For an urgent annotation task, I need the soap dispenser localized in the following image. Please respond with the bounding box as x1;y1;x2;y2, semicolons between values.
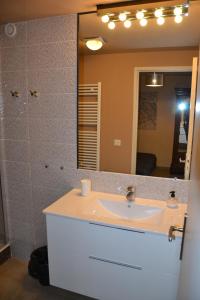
167;191;179;208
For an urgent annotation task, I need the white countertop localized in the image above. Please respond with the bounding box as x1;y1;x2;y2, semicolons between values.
43;189;187;237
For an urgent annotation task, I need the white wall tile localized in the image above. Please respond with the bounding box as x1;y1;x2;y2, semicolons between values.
0;140;30;162
30;141;76;167
31;162;73;192
31;184;69;247
2;161;31;185
63;169;189;202
9;220;34;260
27;68;76;94
29;117;76;144
0;117;28;140
0;94;27;118
32;184;67;226
6;182;32;223
27;41;76;69
28;93;76;119
1;46;26;72
27;15;77;44
0;71;27;96
34;218;47;248
11;240;34;261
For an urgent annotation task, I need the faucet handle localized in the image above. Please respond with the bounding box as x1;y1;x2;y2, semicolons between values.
127;186;135;192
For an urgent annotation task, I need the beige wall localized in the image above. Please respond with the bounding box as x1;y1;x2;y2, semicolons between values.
79;48;198;174
138;73;192;168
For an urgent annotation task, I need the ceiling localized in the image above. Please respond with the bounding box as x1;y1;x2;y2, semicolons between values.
79;1;200;53
0;0;128;24
1;0;199;52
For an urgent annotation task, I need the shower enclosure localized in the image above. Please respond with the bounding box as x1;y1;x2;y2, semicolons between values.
0;176;9;262
0;180;6;249
0;25;8;256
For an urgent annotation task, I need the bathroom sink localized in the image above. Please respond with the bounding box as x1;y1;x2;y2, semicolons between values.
98;199;163;220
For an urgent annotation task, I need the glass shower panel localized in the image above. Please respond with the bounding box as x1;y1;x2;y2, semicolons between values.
0;179;6;248
0;29;6;249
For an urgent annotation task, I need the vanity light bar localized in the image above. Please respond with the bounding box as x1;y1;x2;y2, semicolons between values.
97;0;189;15
97;0;189;28
106;6;188;22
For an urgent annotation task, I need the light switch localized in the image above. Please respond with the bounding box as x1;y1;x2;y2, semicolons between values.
113;139;122;146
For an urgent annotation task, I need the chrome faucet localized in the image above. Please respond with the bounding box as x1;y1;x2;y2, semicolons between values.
126;186;136;202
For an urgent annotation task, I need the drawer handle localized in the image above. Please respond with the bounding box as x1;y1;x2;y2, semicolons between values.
89;256;143;271
89;222;145;234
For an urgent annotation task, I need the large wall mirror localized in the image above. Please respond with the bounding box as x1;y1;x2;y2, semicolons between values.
78;0;200;179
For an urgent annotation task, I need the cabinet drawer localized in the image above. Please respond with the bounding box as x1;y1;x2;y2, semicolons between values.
87;256;179;300
89;222;181;275
47;215;92;294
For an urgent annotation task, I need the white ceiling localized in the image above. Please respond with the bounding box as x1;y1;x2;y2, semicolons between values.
79;1;200;53
0;0;127;24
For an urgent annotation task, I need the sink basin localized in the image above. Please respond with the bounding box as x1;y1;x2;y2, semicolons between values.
98;199;163;220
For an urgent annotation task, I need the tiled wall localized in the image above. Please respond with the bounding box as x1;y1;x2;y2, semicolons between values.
0;14;189;260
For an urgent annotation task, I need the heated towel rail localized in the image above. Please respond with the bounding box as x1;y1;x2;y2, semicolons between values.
78;83;101;171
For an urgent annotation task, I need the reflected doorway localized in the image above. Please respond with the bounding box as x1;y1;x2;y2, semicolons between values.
170;88;191;178
133;69;193;179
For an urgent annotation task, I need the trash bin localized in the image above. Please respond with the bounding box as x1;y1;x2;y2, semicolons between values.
28;246;50;286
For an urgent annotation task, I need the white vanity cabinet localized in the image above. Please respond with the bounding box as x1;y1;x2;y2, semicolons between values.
46;214;182;300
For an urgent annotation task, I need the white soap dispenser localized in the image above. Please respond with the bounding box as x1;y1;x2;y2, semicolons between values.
167;191;179;209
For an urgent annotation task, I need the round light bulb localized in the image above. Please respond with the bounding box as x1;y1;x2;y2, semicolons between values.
174;7;183;16
108;21;116;30
157;16;165;25
124;19;132;28
119;13;127;22
154;9;163;18
140;18;148;27
101;15;109;23
136;11;144;20
152;78;157;84
175;15;183;23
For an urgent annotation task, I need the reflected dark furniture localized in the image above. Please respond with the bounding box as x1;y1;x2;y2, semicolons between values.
136;152;157;176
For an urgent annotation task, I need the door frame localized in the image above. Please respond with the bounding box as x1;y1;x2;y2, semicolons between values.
131;66;192;175
185;57;198;179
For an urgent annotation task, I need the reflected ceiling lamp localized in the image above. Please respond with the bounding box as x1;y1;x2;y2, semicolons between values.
108;21;116;29
84;37;105;51
157;16;165;25
140;18;148;26
97;0;190;30
178;102;187;111
145;73;164;87
124;19;132;28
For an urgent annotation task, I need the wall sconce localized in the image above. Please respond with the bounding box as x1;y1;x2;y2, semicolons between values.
145;73;164;87
97;0;189;30
84;37;105;51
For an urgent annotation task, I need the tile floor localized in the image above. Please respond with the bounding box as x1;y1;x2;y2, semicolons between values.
0;258;93;300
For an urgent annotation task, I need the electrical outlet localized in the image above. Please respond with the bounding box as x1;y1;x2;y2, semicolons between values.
113;139;121;146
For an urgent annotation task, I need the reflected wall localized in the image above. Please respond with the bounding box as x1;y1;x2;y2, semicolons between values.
79;48;197;174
